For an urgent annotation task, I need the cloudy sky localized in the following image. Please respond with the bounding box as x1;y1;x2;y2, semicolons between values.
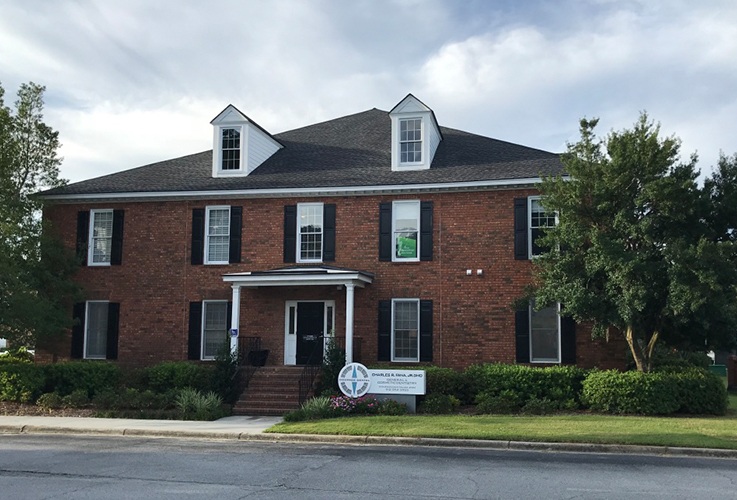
1;0;735;184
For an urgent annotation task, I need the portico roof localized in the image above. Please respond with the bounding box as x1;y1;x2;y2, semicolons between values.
222;265;374;288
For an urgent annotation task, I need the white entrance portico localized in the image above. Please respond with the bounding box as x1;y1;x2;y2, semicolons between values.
222;266;373;364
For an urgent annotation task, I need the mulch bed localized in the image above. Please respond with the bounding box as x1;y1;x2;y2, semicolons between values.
0;402;97;418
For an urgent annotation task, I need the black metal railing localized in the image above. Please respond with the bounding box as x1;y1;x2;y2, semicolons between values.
298;336;325;405
231;336;264;398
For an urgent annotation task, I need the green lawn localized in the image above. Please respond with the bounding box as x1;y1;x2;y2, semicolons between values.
267;393;737;450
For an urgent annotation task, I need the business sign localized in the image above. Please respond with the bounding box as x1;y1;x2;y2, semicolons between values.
338;363;426;398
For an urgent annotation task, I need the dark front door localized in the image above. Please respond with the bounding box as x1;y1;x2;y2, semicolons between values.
296;302;324;365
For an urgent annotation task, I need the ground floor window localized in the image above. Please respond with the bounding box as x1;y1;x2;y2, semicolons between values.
392;299;419;362
85;301;109;359
530;300;560;363
202;301;228;360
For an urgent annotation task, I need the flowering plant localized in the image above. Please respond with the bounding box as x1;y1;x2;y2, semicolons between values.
329;395;380;415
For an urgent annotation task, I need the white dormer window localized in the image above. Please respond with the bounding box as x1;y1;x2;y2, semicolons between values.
389;94;442;171
221;127;242;171
400;118;422;164
210;105;283;178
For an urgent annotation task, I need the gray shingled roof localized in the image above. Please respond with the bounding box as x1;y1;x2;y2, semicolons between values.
43;108;563;196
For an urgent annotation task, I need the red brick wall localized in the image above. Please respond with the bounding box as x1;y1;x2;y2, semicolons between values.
39;189;626;370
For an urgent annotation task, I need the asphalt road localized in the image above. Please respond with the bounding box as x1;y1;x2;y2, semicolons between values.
0;435;735;499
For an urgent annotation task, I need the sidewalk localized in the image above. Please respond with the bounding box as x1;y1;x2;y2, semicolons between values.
1;415;736;459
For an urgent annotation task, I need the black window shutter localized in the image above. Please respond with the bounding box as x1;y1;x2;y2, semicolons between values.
227;301;233;332
514;198;528;260
515;307;531;363
379;203;392;261
76;211;90;266
560;314;576;364
188;302;203;360
111;210;124;265
419;300;433;362
106;302;120;360
323;204;336;262
191;209;205;265
229;206;242;264
378;300;391;361
420;201;433;261
71;302;86;359
284;205;297;263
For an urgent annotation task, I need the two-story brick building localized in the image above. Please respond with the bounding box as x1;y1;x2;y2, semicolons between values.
39;94;624;374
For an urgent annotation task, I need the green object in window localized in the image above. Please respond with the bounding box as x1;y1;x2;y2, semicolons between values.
396;236;417;258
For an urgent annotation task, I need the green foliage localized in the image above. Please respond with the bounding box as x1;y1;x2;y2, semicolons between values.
425;366;471;404
297;395;335;420
0;81;80;347
62;389;90;408
534;114;737;371
376;399;408;416
175;388;226;420
582;370;680;415
520;397;558;415
465;363;585;407
212;346;238;403
139;362;213;393
316;338;346;395
91;387;174;411
670;369;728;415
0;362;44;402
43;361;121;397
0;347;34;363
36;392;63;410
475;390;523;414
418;394;460;414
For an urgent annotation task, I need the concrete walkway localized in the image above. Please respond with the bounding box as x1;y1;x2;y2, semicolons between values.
1;415;736;459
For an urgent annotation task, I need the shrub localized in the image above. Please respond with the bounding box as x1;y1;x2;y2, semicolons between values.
329;395;381;415
283;408;309;422
43;362;121;397
465;364;586;406
62;389;91;408
0;363;45;402
671;368;728;415
377;399;409;416
175;388;225;420
418;394;460;414
36;392;64;410
92;389;120;410
521;397;558;415
140;362;213;393
212;346;239;404
581;370;680;415
475;390;522;414
425;366;471;404
299;396;335;420
0;347;34;363
315;338;346;395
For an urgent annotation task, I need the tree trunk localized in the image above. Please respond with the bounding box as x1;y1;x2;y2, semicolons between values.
624;325;660;372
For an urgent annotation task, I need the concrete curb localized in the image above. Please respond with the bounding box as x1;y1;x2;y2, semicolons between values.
3;423;735;459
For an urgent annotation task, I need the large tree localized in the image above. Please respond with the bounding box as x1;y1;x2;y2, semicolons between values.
533;114;737;372
0;82;80;347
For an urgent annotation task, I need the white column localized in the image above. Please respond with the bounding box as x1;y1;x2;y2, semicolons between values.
345;283;355;364
230;285;241;356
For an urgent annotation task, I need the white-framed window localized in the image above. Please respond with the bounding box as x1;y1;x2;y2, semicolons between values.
391;299;420;362
399;118;422;164
392;200;420;262
202;301;228;360
84;301;109;359
220;127;242;171
88;209;113;266
205;206;230;264
297;203;323;262
530;300;561;363
528;196;557;258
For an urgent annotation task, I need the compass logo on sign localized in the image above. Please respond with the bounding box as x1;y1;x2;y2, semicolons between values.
338;362;371;398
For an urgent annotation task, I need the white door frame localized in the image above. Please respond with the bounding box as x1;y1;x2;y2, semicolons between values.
284;300;335;365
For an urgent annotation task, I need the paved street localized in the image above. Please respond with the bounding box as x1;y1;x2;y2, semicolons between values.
0;435;735;499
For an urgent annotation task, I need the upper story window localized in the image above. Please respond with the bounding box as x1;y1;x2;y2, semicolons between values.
393;200;420;261
221;127;241;171
400;118;422;164
298;203;323;262
528;197;557;258
205;206;231;264
88;209;113;265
